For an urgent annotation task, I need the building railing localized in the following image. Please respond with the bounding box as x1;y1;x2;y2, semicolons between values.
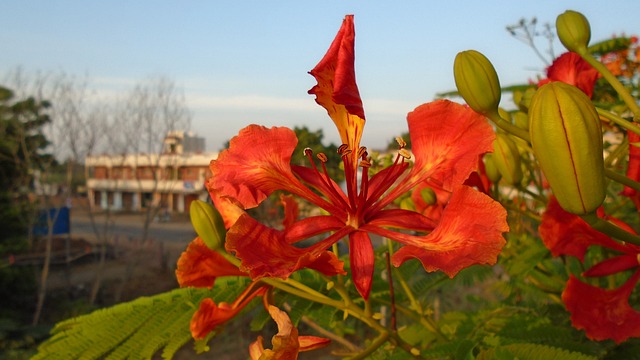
86;178;204;193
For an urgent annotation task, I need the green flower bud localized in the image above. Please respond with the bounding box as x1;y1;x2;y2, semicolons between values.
513;90;523;109
556;10;591;53
190;200;226;250
492;133;523;186
483;153;502;183
529;82;605;214
454;50;501;117
420;187;437;206
512;111;529;130
518;88;537;111
498;108;512;123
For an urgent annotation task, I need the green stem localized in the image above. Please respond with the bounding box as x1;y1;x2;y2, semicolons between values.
376;299;449;343
582;212;640;246
578;48;640;121
386;240;423;315
597;108;640;136
605;168;640;192
488;112;531;142
604;136;628;168
348;332;389;360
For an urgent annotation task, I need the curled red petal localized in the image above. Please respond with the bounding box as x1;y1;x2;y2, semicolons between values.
262;305;300;359
225;214;346;279
175;237;246;288
190;298;234;340
308;15;365;156
390;185;508;277
250;306;331;359
191;283;267;340
583;254;639;277
539;197;627;260
562;273;640;343
298;336;331;352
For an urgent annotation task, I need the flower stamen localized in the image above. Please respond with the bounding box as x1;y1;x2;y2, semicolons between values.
304;147;349;210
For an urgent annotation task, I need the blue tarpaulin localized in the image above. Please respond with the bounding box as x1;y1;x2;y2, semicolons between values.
32;207;70;236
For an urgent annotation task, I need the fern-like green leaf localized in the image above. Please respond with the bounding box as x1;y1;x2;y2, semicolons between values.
478;343;598;360
589;37;632;56
33;277;251;359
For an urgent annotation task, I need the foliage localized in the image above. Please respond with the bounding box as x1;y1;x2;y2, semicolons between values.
0;85;54;358
33;278;253;359
291;126;345;183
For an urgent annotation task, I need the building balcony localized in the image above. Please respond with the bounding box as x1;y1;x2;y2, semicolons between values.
86;178;204;193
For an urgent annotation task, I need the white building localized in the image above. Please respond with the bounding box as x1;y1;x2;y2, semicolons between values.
85;132;218;213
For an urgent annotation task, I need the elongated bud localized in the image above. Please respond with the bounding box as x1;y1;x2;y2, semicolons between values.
483;153;502;183
556;10;591;53
454;50;501;117
529;82;605;214
190;200;226;250
492;133;523;186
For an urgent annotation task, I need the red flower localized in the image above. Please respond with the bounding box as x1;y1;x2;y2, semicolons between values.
563;272;640;344
207;15;508;299
538;197;625;261
190;282;267;340
249;305;330;359
540;196;640;342
539;52;599;97
622;126;640;209
175;237;246;288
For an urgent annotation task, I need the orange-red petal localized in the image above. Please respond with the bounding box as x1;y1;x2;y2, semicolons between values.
206;183;246;229
349;231;375;299
539;197;627;260
386;100;494;204
175;237;246;288
225;214;346;279
563;273;640;343
622;125;640;197
583;254;639;277
541;52;599;97
208;125;299;209
308;15;365;156
190;298;235;340
249;305;331;360
209;125;336;214
191;283;267;340
390;185;508;277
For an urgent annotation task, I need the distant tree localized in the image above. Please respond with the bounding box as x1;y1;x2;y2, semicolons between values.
109;76;192;302
291;126;344;183
0;85;52;323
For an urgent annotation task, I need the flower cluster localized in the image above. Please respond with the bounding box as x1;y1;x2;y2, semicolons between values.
205;15;508;300
174;15;509;355
539;197;640;343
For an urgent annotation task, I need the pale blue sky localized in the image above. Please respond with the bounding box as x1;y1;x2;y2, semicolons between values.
2;1;639;151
